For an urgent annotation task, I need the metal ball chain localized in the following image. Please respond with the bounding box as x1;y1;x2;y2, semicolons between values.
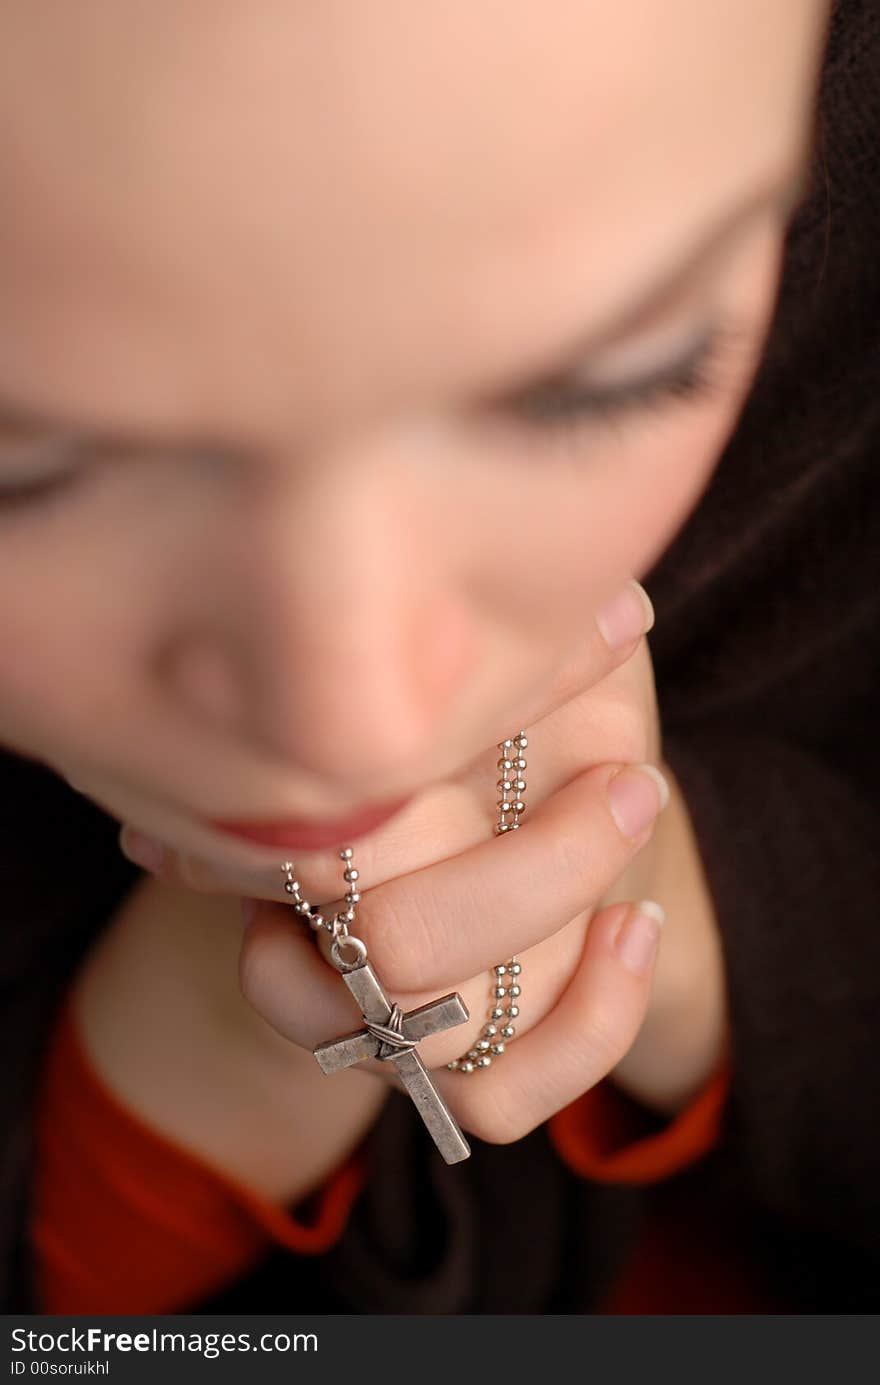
280;850;360;942
280;728;529;1076
446;729;528;1074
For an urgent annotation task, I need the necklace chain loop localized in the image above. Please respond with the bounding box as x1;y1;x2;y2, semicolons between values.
446;730;527;1074
281;729;528;1075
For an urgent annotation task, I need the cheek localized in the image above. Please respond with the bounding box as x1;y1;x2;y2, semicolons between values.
0;557;127;764
0;459;230;771
466;371;765;648
514;223;787;608
0;482;166;765
587;402;743;591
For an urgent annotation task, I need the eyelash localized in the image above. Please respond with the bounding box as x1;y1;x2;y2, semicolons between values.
501;320;732;456
0;465;87;513
0;322;735;511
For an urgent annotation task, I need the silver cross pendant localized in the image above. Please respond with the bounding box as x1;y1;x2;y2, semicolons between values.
313;934;471;1165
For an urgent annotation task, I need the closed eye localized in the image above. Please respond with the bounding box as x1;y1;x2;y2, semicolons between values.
494;316;740;456
0;429;89;510
0;316;741;511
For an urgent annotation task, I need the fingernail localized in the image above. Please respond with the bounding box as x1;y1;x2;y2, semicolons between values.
595;579;655;651
119;826;164;873
240;897;258;929
607;763;670;839
615;899;665;975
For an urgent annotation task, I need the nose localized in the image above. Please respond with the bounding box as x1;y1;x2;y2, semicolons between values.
161;454;478;789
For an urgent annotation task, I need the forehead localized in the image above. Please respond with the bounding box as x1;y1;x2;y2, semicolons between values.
0;0;814;445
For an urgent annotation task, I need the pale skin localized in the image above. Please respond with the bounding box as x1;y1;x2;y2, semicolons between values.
0;2;830;1208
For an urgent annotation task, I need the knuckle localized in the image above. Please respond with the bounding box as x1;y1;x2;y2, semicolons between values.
148;846;177;884
237;916;275;1006
366;887;436;990
578;1005;630;1074
175;852;203;890
548;819;592;896
454;1080;536;1146
599;702;649;765
462;1105;526;1147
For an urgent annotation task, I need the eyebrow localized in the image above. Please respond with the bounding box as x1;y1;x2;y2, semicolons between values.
0;163;810;455
488;163;811;398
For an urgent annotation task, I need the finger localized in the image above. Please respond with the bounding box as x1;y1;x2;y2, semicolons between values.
503;577;655;734
239;891;589;1070
115;578;655;892
431;898;665;1145
594;578;655;653
237;898;475;1095
118;822;310;897
354;758;669;991
137;753;669;1001
238;905;358;1048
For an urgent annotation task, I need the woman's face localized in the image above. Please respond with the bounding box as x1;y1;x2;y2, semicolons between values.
0;1;828;865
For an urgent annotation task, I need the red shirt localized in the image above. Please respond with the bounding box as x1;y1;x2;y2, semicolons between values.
29;990;748;1314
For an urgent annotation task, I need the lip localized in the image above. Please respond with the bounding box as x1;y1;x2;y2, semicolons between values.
206;794;414;850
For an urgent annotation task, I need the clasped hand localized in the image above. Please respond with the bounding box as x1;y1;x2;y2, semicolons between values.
118;579;725;1144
